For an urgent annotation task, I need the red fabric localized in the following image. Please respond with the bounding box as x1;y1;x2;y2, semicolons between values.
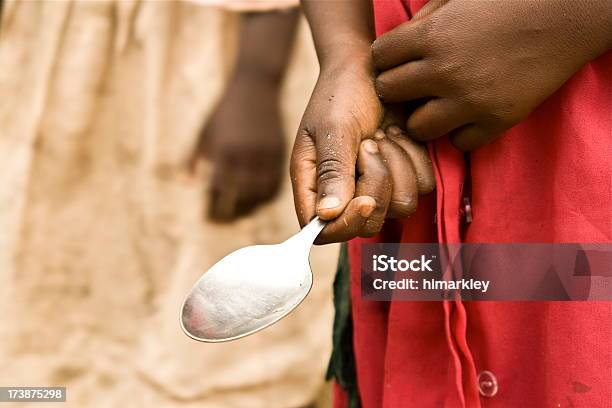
334;381;349;407
337;1;612;407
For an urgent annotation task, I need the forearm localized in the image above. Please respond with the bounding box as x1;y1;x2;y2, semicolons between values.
233;9;299;84
301;0;375;69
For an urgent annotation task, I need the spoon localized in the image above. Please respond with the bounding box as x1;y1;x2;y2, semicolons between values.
180;217;327;342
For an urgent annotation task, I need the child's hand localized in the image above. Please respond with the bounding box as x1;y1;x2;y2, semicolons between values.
292;0;438;242
374;125;436;211
310;126;435;245
196;77;284;221
290;63;384;227
372;0;612;151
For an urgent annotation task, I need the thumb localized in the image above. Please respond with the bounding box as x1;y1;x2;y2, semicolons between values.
315;128;359;220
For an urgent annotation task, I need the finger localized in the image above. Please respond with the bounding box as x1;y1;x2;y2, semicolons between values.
233;169;283;217
411;0;449;21
372;130;418;218
386;125;403;137
315;140;391;243
354;139;392;237
315;196;376;245
372;21;426;72
375;61;434;103
386;129;436;194
314;128;359;221
405;98;471;142
290;132;318;227
210;155;272;221
450;124;497;151
208;167;238;221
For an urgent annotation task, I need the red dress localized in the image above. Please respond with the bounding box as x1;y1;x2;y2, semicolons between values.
336;0;612;407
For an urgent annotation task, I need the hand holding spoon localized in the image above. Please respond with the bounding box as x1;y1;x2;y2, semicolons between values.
180;217;326;342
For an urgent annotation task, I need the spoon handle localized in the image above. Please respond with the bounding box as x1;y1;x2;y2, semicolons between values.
300;216;327;244
285;217;327;251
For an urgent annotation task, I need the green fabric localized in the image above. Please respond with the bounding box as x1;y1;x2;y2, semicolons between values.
326;243;361;408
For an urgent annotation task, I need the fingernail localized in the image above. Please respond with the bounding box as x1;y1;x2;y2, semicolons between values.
374;129;385;140
359;203;375;218
387;126;402;136
318;196;341;211
363;139;379;154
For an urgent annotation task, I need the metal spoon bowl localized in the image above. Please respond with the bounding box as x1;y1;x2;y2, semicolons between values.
180;217;326;342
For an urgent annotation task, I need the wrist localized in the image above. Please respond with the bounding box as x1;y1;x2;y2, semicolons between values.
301;0;376;74
319;41;375;77
230;65;284;93
232;62;286;87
